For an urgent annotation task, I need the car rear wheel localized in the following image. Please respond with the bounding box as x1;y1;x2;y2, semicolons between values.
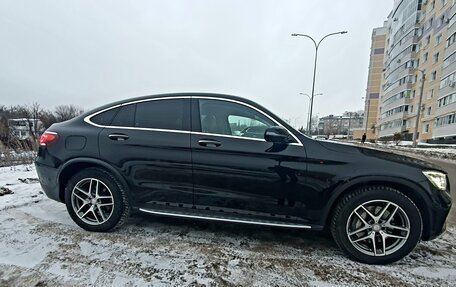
331;186;422;264
64;167;130;232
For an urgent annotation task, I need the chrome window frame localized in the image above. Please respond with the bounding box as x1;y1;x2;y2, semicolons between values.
84;95;303;146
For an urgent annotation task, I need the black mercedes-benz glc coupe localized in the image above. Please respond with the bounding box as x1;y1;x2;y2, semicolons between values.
35;93;451;264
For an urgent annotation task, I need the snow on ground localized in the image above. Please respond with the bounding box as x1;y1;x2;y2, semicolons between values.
1;165;456;286
0;164;45;210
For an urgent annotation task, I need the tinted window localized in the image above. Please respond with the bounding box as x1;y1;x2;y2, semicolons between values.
199;99;274;139
90;107;120;125
135;99;189;131
111;104;135;127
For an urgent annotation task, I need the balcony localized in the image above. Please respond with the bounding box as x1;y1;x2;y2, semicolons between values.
382;96;411;111
435;101;456;117
378;125;408;138
432;123;456;138
384;82;414;97
439;82;456;97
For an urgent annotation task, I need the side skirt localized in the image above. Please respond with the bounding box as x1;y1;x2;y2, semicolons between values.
139;207;312;229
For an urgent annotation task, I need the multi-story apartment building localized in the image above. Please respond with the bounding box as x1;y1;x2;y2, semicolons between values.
367;0;456;142
434;2;456;140
363;25;388;140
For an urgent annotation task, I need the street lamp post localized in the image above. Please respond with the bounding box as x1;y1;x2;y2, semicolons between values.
412;70;426;148
300;92;322;135
292;31;347;137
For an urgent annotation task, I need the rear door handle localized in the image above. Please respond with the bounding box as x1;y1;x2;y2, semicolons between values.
198;139;221;147
108;133;129;141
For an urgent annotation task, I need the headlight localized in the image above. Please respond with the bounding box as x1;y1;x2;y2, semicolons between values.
423;170;447;191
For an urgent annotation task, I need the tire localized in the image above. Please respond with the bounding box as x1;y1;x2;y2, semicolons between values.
331;186;422;264
64;167;130;232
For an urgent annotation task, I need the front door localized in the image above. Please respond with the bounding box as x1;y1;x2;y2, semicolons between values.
190;97;309;223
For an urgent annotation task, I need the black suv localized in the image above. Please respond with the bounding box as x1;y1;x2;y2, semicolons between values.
35;93;451;264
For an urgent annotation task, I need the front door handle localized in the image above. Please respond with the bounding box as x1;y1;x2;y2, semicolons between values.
108;133;129;141
198;139;221;147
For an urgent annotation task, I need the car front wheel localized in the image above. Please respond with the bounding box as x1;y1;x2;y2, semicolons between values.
331;186;423;264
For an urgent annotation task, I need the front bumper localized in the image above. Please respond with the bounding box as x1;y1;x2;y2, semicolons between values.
423;187;452;241
35;161;62;202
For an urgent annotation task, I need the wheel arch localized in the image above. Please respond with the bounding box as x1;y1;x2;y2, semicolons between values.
58;158;130;203
322;176;434;240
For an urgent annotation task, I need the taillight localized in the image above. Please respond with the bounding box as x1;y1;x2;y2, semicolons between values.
39;132;59;146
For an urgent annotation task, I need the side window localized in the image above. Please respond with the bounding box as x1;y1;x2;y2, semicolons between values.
111;104;135;127
199;99;275;139
135;99;189;131
90;107;120;125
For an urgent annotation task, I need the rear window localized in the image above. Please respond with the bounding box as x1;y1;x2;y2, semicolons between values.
135;99;189;131
90;107;120;125
111;104;136;127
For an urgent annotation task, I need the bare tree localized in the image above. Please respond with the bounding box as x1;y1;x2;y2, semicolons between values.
21;102;45;150
54;105;84;122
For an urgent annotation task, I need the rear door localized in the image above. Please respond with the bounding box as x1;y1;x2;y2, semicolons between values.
97;97;193;207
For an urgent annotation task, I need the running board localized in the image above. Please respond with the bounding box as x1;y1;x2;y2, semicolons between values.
139;208;312;229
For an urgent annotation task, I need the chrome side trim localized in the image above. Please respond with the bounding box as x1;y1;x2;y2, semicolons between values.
83;95;303;146
139;208;312;229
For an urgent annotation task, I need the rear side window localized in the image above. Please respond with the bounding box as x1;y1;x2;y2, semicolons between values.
111;104;135;127
90;107;120;125
135;99;189;131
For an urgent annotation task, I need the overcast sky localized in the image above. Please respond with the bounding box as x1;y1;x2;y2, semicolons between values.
0;0;392;128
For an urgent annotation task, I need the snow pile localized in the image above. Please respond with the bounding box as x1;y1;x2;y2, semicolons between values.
345;140;456;160
0;164;45;210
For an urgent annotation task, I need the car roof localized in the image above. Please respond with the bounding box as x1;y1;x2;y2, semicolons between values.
80;93;265;117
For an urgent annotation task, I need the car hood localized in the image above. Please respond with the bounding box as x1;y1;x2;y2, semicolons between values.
316;140;444;172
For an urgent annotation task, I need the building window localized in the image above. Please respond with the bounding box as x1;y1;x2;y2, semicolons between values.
424;124;429;133
424;17;434;30
434;52;440;63
435;113;456;127
437;15;445;28
436;34;442;45
423;52;429;62
447;32;456;48
431;71;437;81
438;92;456;107
427;106;432;115
440;72;456;88
426;35;431;45
443;51;456;68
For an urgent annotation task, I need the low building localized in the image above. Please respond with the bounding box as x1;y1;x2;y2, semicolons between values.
8;118;43;140
318;113;363;136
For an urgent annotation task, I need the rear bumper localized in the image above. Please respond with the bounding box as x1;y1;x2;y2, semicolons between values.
35;161;62;202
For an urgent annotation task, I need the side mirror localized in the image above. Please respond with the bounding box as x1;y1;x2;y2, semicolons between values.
264;126;292;144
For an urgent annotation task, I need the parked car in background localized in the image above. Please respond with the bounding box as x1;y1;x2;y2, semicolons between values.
312;135;329;140
35;93;451;264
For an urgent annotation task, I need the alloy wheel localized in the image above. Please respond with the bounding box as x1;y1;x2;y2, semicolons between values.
71;178;115;225
346;200;410;256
